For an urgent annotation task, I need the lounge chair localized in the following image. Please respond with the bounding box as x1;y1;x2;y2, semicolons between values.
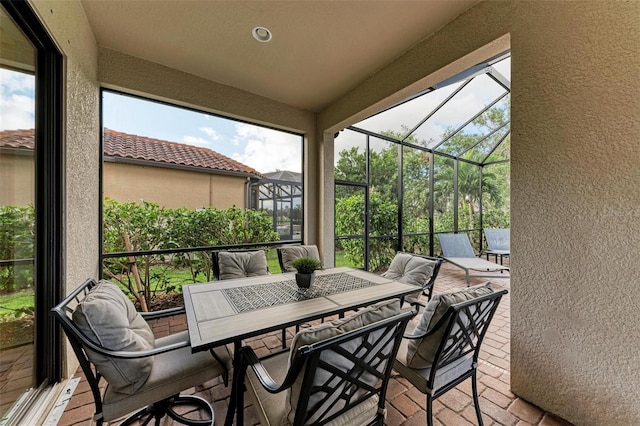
437;233;509;286
483;228;510;265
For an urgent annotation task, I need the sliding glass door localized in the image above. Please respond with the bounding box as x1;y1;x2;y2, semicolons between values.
0;1;62;420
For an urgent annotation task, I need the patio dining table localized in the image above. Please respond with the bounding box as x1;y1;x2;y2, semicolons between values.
182;266;419;426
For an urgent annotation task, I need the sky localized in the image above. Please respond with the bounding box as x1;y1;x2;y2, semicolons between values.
0;68;35;131
1;57;510;172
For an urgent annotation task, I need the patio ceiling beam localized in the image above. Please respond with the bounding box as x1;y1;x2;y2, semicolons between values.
488;67;511;91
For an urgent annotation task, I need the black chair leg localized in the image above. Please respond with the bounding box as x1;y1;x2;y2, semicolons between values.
426;394;433;426
119;394;213;426
472;371;484;426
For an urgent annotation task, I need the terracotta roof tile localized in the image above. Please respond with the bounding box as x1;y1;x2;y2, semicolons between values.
0;129;35;149
0;128;262;177
103;129;261;177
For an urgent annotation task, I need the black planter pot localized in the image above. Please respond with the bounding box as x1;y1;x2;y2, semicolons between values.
295;272;315;288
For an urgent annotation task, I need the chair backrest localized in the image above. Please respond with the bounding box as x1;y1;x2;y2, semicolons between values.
278;306;414;425
51;278;153;419
437;233;477;258
484;228;510;251
212;250;269;280
277;244;321;273
382;252;442;300
426;289;507;388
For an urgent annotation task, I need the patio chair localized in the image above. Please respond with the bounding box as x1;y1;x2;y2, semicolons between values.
437;233;509;286
212;249;269;280
51;278;231;426
393;283;508;426
483;228;510;265
213;249;294;348
277;244;321;273
381;252;442;306
235;299;415;426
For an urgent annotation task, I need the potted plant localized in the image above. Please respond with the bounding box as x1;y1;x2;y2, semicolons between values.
291;256;322;288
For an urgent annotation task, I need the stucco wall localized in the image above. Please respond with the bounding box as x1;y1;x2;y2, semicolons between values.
29;0;100;377
509;2;640;424
0;152;33;206
104;162;247;209
320;1;640;424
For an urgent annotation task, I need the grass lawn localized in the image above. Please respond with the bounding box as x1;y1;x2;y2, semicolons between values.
0;289;34;318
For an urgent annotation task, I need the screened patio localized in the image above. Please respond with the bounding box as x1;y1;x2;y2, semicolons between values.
0;1;637;425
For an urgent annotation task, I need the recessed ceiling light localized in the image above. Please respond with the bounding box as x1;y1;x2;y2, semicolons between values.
252;26;272;43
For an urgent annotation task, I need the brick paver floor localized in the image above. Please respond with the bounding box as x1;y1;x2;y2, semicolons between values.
58;264;575;426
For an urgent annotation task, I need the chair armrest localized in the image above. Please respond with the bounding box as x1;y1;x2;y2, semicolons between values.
239;346;304;394
80;334;190;359
140;306;185;320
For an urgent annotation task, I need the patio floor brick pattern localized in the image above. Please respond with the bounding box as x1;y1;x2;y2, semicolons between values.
57;263;575;426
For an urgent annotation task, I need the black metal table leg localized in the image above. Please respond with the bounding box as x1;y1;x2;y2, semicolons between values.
224;341;242;426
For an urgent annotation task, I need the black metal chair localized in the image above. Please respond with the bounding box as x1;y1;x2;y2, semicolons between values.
51;278;231;426
381;252;443;306
277;244;321;273
393;286;508;426
235;299;415;426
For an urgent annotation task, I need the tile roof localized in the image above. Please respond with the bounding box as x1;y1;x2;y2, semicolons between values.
0;129;34;149
0;128;262;177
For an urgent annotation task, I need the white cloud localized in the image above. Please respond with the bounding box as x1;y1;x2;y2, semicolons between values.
231;123;301;173
199;126;220;140
182;126;222;148
0;69;35;130
182;136;211;148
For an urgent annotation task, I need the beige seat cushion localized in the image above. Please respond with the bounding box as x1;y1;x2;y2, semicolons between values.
246;352;379;426
218;250;268;279
279;245;321;272
282;298;400;424
72;280;155;394
103;332;231;422
394;331;473;394
405;282;493;369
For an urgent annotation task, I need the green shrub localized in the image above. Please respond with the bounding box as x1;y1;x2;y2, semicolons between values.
102;199;280;309
0;205;35;293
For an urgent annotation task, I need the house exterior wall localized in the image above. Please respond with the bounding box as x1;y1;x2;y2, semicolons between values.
103;162;248;209
0;152;34;206
320;1;640;424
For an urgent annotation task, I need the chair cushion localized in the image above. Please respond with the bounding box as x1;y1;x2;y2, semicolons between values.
279;245;321;272
405;282;493;369
285;298;400;424
246;352;379;426
218;251;268;280
381;253;436;287
72;280;155;394
103;332;232;421
394;336;473;394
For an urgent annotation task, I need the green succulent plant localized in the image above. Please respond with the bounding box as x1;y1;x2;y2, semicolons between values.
290;256;322;274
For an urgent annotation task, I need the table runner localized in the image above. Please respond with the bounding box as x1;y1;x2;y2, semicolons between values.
222;272;379;312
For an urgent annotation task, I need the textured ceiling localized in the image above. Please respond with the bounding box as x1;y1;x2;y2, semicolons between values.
81;1;476;112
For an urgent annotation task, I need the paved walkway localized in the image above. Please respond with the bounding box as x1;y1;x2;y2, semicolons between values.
58;264;574;426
